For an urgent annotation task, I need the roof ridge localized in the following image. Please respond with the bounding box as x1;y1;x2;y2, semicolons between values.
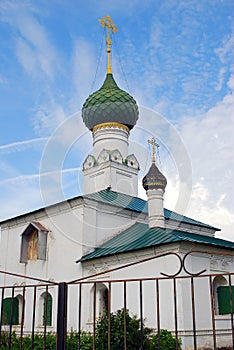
85;190;219;230
78;222;234;262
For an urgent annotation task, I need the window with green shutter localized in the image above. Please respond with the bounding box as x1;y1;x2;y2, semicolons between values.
1;297;19;325
217;286;234;315
43;293;52;326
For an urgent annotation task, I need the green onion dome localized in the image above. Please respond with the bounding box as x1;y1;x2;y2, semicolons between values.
142;163;167;191
82;73;139;131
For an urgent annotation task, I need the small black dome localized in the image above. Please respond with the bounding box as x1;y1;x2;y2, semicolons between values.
142;163;167;191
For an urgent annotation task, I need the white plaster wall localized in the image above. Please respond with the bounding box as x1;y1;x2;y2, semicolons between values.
80;246;234;349
81;247;183;330
93;127;129;159
147;188;165;228
0;196;233;348
82;200;142;255
83;161;138;196
0;201;85;284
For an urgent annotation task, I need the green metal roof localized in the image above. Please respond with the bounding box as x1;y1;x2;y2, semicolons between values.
85;190;219;230
78;222;234;262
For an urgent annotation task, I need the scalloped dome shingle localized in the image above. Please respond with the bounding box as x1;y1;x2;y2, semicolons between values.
82;74;139;131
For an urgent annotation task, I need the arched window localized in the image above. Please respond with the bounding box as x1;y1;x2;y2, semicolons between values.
40;292;52;326
16;294;24;325
213;276;228;315
1;297;19;325
97;283;108;316
90;283;109;319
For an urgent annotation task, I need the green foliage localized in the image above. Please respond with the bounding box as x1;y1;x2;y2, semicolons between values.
95;308;152;350
0;332;56;350
66;330;92;350
0;331;92;350
149;329;182;350
0;311;181;350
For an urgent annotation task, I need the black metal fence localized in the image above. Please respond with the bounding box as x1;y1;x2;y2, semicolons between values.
0;250;234;350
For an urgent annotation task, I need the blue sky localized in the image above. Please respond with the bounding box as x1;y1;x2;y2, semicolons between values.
0;0;234;240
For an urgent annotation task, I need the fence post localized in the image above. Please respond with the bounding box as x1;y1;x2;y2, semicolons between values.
56;282;68;350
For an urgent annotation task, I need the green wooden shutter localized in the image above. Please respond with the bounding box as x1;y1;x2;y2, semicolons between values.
2;298;19;325
217;286;234;315
43;293;52;326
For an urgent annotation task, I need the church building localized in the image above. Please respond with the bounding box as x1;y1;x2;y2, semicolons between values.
0;16;234;349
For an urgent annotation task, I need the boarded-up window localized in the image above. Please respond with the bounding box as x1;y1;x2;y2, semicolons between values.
217;286;234;315
28;229;38;260
1;297;19;325
38;231;48;260
20;223;48;263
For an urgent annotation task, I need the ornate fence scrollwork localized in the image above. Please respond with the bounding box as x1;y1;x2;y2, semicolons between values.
72;251;183;283
182;249;234;277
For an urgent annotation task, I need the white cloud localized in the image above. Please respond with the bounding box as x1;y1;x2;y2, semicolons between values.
0;166;83;221
215;29;234;64
178;77;234;239
0;183;41;221
72;38;97;109
33;103;68;136
215;67;226;91
0;137;48;154
16;37;37;76
187;188;234;242
228;73;234;90
15;16;58;79
1;1;58;79
191;181;208;202
0;167;82;186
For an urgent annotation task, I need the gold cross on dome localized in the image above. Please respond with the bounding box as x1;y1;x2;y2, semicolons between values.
148;137;159;163
99;15;118;51
99;15;118;73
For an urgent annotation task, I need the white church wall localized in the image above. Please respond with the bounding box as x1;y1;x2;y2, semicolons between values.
82;200;142;254
83;161;138;196
80;244;234;348
113;166;139;196
0;221;41;287
0;195;233;348
93;126;129;159
80;245;182;330
0;200;85;284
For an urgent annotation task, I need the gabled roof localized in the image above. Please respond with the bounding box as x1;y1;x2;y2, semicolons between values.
85;190;219;230
78;222;234;262
0;189;218;232
21;222;48;236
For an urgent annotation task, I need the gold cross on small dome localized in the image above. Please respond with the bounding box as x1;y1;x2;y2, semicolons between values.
148;137;159;163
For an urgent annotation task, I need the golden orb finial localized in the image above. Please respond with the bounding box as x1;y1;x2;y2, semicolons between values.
99;15;118;74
